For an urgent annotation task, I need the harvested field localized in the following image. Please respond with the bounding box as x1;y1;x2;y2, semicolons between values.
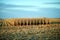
0;24;60;40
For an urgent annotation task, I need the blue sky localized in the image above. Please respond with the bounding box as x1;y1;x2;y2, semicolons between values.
0;0;60;18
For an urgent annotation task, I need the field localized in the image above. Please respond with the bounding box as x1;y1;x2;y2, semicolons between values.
0;18;60;40
0;24;60;40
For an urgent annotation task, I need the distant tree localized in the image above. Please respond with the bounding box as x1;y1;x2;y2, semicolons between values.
41;19;43;24
0;21;3;26
44;18;46;25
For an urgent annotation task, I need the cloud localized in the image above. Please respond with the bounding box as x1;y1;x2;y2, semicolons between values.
0;3;36;8
1;8;60;18
0;3;39;12
45;2;60;4
3;7;39;12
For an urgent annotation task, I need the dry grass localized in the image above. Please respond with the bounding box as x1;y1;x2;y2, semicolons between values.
0;18;60;26
0;18;60;40
0;24;60;40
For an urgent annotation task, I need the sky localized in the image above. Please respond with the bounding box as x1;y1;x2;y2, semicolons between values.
0;0;60;18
